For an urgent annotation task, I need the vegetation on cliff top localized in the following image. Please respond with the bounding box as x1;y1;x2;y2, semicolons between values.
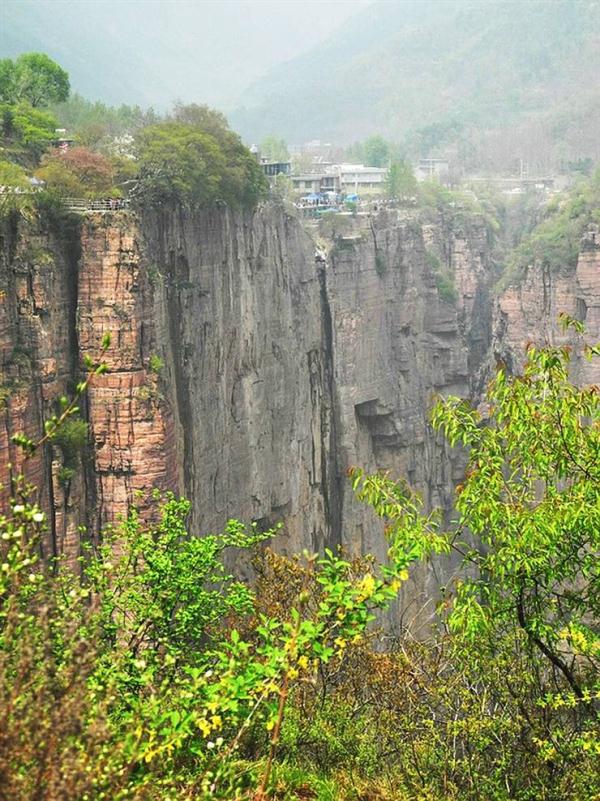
1;321;598;800
499;167;600;288
0;54;267;213
134;108;267;209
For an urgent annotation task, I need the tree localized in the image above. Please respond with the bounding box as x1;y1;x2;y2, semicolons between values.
362;135;391;167
346;135;396;168
171;102;229;138
355;316;599;707
290;151;314;174
0;102;58;162
260;135;289;163
135;119;267;208
384;160;417;199
437;321;599;702
0;53;69;108
36;146;115;198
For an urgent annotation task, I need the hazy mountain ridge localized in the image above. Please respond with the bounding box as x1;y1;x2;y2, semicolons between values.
232;0;600;169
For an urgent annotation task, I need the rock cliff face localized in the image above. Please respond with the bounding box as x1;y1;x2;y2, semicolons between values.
493;224;600;385
0;205;596;598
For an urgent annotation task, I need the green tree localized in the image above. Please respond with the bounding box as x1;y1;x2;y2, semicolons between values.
384;159;417;199
345;135;394;167
0;102;58;162
135;119;267;208
1;53;69;107
436;320;599;700
354;315;599;727
260;135;289;162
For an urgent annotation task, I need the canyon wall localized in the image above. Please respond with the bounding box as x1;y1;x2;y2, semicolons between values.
1;204;597;610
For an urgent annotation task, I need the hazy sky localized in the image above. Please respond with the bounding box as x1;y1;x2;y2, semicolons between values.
2;0;372;109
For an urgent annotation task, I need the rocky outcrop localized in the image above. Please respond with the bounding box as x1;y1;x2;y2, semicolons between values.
493;223;600;385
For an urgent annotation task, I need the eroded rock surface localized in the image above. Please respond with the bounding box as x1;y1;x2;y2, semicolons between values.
0;205;596;607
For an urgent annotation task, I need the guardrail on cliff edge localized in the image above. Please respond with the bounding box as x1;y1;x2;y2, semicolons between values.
64;197;130;212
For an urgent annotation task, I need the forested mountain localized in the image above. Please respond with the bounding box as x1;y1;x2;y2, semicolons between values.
232;0;600;171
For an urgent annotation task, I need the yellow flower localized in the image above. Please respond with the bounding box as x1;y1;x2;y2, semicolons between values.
197;718;211;737
357;573;376;600
287;668;299;680
297;655;310;670
334;637;347;650
210;715;222;729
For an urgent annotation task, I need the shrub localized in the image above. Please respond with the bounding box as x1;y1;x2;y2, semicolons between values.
148;353;164;373
52;416;88;469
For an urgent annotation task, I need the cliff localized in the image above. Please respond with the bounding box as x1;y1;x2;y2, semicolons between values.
0;204;596;600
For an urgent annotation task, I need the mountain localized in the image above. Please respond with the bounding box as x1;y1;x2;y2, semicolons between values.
231;0;600;170
1;0;369;111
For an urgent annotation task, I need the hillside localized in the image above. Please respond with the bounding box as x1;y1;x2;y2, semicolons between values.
231;0;600;171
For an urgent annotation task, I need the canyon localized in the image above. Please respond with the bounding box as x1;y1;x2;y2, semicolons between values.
1;202;598;613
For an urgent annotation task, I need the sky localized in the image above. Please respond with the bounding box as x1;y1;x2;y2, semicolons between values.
1;0;372;110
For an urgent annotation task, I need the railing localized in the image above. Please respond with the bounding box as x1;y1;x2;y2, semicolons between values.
64;197;130;212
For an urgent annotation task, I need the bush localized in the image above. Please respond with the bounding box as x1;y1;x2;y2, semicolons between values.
52;416;88;468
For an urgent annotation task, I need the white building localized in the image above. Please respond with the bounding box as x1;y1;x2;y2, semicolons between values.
331;164;387;193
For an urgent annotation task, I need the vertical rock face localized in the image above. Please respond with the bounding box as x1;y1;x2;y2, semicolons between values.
141;206;335;554
321;209;493;619
493;224;600;385
0;204;596;594
76;216;178;532
0;214;81;563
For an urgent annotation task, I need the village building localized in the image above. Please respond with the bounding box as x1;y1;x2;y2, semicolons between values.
415;158;450;182
335;163;387;193
291;172;340;194
261;160;291;177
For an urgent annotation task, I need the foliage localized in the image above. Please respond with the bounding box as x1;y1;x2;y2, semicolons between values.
135;112;268;209
51;92;159;149
0;101;58;163
435;318;599;698
345;136;398;168
425;249;457;304
0;335;410;798
148;353;164;374
36;146;116;198
1;328;598;799
0;53;69;108
259;136;289;163
266;326;599;801
0;159;29;188
374;251;387;277
0;159;37;218
384;160;417;201
52;417;88;470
